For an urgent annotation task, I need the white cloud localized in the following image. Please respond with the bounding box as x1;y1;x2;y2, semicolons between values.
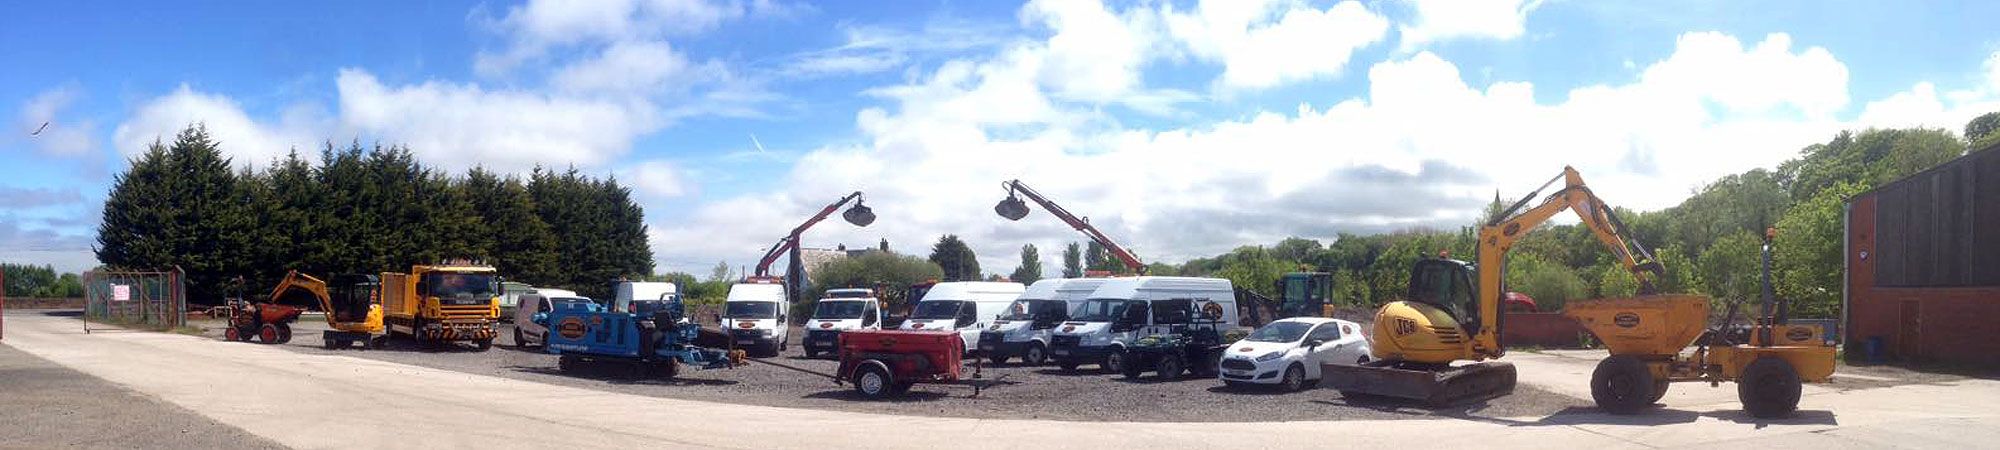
620;160;691;198
476;0;753;75
782;21;1013;78
1163;0;1391;90
553;40;721;95
15;85;96;156
1022;0;1164;101
649;30;1868;276
112;84;328;168
1398;0;1545;49
335;69;656;172
1857;50;2000;131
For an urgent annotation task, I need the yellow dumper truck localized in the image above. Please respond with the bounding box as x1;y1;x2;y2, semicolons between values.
381;261;502;350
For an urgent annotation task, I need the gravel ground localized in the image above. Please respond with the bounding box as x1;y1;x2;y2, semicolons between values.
194;316;1588;423
0;341;285;449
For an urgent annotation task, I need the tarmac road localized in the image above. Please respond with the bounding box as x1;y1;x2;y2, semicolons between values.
0;338;283;450
6;310;1999;449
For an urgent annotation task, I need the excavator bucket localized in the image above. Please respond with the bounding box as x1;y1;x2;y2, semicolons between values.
1323;361;1517;406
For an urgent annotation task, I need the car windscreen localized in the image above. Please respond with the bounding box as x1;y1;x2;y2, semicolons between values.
1244;321;1313;343
724;301;777;319
1071;299;1136;322
814;300;868;319
909;300;965;320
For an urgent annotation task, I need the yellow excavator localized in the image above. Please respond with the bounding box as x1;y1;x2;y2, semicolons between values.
268;270;387;349
1322;167;1835;418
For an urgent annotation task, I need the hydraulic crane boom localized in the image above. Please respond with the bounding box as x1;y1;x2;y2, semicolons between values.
752;191;875;278
994;180;1145;275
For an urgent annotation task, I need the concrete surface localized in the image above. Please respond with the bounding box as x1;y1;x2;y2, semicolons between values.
4;311;1997;449
0;341;285;449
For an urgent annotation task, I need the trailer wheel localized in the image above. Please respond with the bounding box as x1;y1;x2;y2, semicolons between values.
259;324;281;344
1157;354;1186;380
853;364;895;399
1738;357;1801;418
1023;343;1048;366
276;324;293;344
1591;355;1655;414
558;355;580;374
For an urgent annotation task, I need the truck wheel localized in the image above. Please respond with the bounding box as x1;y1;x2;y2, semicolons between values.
1158;354;1186;380
1591;355;1655;414
1023;343;1048;366
475;338;494;351
1102;349;1127;374
259;324;281;344
1280;364;1307;392
276;324;293;344
1650;380;1671;404
558;355;579;374
1738;357;1802;418
853;365;895;399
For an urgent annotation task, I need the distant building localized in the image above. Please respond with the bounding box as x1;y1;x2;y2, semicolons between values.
797;247;852;279
1844;143;2000;366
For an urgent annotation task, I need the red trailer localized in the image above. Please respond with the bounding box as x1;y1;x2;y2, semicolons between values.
835;329;1001;399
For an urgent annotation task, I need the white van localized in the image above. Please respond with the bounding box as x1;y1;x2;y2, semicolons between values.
977;278;1105;365
510;291;596;348
722;281;790;357
802;288;883;358
1049;277;1241;373
613;281;678;315
898;281;1026;354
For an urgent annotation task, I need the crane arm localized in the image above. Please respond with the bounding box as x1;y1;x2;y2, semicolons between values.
1000;180;1145;274
754;191;867;278
1469;167;1663;358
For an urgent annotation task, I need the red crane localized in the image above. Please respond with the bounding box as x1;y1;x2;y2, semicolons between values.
751;191;875;279
994;180;1145;275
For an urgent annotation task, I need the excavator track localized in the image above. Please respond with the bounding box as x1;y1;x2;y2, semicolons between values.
1323;360;1516;406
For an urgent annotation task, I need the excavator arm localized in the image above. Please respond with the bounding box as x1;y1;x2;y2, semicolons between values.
269;270;383;333
1467;166;1662;358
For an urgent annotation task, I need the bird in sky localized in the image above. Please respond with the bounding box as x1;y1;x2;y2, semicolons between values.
29;121;48;137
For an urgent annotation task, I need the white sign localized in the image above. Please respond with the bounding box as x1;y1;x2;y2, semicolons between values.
112;284;130;302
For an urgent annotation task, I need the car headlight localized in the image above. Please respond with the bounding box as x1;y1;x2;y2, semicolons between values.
1255;351;1283;362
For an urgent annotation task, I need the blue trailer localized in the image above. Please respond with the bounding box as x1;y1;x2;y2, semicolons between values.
543;297;738;378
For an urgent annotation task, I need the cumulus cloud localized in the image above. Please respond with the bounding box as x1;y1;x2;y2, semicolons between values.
1398;0;1545;49
112;84;329;168
1164;0;1391;90
619;160;692;199
648;29;1866;276
15;85;97;156
335;69;656;172
1856;50;2000;131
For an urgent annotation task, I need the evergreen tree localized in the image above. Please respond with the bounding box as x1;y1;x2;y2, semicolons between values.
1061;242;1082;278
95;126;256;302
1009;244;1043;285
464;168;561;285
927;235;980;281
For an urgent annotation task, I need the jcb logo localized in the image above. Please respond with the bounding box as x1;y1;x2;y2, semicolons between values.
1394;318;1418;336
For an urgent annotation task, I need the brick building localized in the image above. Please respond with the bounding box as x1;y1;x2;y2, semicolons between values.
1844;143;2000;366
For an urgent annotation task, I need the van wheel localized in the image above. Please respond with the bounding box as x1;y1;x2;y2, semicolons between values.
1102;349;1127;374
1591;355;1655;415
854;365;895;400
1280;364;1307;392
514;328;529;348
1738;357;1802;418
1023;343;1048;366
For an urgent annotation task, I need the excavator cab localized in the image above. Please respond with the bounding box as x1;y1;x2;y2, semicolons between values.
1274;272;1332;318
1406;259;1479;335
326;274;379;324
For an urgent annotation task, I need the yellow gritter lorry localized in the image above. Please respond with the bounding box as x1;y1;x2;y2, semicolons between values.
380;261;502;350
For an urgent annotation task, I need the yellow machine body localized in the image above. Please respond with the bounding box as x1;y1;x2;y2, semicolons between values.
1566;295;1836;384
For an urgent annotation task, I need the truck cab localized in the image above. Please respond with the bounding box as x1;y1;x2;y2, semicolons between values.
1050;277;1241;373
381;263;503;349
898;281;1026;354
978;278;1103;365
803;288;882;358
722;281;790;357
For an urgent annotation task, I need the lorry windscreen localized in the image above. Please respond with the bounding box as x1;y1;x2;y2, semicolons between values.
1071;299;1135;322
909;300;965;320
814;300;868;319
725;301;777;319
424;273;498;300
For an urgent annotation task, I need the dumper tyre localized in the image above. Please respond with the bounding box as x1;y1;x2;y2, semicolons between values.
1279;363;1307;392
1591;355;1655;415
475;338;494;352
225;327;242;342
1650;380;1670;404
259;324;281;344
1023;343;1048;366
853;364;895;399
276;324;293;344
1738;357;1801;418
1157;354;1185;380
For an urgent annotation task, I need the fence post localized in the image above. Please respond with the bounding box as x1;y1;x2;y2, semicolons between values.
2;269;8;340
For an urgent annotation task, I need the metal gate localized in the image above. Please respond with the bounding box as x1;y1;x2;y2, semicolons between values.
82;269;186;333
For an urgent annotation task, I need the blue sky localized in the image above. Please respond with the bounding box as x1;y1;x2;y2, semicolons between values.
5;0;1999;275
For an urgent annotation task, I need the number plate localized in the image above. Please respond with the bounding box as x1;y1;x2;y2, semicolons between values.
1052;349;1069;356
735;339;755;345
979;344;995;350
1225;369;1249;376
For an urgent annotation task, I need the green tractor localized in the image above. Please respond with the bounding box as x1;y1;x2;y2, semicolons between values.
1120;302;1234;380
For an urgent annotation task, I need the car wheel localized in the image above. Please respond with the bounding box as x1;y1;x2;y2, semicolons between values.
1280;364;1307;392
1591;355;1655;415
1738;357;1802;418
854;365;895;400
1023;343;1048;366
1157;354;1185;379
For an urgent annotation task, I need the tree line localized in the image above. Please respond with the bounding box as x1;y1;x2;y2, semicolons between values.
95;125;653;303
0;263;85;298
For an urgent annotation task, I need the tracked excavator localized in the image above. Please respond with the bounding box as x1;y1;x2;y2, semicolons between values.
267;270;387;349
1322;166;1671;405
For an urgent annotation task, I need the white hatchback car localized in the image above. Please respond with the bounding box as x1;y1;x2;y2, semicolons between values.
1217;317;1370;391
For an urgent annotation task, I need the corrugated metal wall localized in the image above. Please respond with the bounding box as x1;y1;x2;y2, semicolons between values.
1869;146;2000;287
